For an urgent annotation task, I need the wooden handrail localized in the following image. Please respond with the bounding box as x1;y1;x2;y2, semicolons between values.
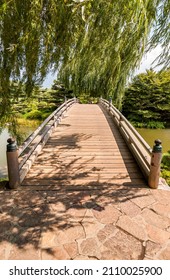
18;97;77;182
100;98;152;179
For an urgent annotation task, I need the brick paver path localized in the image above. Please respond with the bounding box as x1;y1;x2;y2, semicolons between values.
0;104;170;260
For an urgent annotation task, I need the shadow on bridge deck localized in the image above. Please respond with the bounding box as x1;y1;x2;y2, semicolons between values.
21;103;146;190
0;104;170;260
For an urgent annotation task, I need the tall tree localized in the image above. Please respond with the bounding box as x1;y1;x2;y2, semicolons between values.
149;0;170;68
122;69;170;128
0;0;78;122
59;0;170;108
0;0;169;124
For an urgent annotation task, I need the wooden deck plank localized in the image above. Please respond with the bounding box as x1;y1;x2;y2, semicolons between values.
22;104;147;189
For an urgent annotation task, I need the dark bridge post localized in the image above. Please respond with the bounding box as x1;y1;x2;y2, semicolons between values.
109;97;112;112
65;96;68;111
148;139;162;189
6;138;20;189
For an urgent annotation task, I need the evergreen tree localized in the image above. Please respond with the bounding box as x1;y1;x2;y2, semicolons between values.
122;69;170;128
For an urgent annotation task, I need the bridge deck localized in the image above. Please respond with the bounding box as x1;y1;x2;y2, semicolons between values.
22;104;145;189
1;104;170;260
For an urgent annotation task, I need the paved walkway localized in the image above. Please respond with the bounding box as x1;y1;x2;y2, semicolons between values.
0;104;170;260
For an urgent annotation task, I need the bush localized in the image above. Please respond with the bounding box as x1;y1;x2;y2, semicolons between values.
162;152;170;169
161;152;170;186
147;121;165;129
78;93;98;104
41;111;52;119
161;169;170;186
130;121;145;128
130;120;165;129
37;101;48;108
24;110;43;120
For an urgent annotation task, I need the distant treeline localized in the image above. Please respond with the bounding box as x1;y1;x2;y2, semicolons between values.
6;80;74;121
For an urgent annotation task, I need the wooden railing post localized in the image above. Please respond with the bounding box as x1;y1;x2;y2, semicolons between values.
74;96;77;103
148;139;162;189
53;115;57;128
6;138;20;189
65;96;68;111
109;97;112;112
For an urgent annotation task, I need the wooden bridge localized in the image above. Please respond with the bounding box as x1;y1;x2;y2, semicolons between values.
1;98;170;260
12;97;164;190
21;101;148;190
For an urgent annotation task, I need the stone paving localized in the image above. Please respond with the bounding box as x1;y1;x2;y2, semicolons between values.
0;104;170;260
0;186;170;260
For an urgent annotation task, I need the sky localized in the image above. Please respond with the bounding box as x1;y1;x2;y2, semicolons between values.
42;71;57;89
135;45;162;75
42;45;162;89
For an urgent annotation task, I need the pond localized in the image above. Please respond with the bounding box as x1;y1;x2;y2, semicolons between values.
0;129;9;178
0;121;39;178
136;128;170;153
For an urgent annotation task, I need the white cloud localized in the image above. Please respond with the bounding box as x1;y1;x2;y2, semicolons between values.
135;45;162;75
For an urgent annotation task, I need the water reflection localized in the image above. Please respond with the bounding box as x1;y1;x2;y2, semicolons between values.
137;128;170;153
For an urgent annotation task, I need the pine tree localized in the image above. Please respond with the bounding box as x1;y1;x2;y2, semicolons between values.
122;69;170;128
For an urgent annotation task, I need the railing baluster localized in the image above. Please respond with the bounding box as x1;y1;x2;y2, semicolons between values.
6;138;20;189
99;98;166;188
109;97;112;112
148;140;162;189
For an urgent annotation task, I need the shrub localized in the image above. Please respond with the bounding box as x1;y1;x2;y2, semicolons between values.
147;121;165;129
161;152;170;186
129;120;165;129
25;110;43;120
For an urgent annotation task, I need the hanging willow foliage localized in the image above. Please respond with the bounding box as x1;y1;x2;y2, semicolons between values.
0;0;169;122
0;0;79;121
59;0;170;108
149;0;170;68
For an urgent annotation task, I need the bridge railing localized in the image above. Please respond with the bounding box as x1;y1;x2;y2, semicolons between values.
99;98;152;180
6;97;77;188
19;97;78;183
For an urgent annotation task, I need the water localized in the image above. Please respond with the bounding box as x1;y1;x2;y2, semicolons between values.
0;129;10;178
0;122;39;178
137;128;170;153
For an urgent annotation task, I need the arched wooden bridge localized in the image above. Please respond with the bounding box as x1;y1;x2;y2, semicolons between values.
1;98;170;260
17;98;166;190
21;102;147;190
17;100;151;189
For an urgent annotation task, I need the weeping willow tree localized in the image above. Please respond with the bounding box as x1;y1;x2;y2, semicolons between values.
150;0;170;68
0;0;169;125
59;0;170;108
0;0;79;124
